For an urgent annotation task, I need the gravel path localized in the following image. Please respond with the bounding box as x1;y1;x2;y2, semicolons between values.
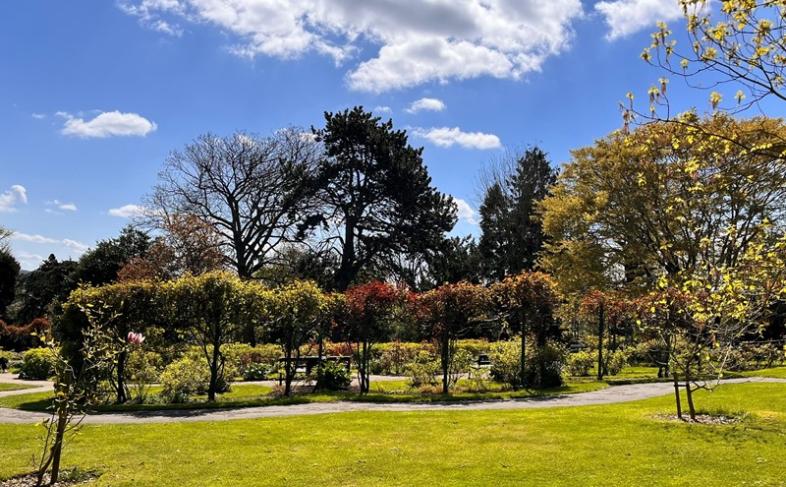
1;373;784;425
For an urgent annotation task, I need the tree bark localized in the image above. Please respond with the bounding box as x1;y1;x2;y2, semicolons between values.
116;350;127;404
519;329;527;389
672;370;683;420
596;303;605;381
207;338;221;402
441;330;450;395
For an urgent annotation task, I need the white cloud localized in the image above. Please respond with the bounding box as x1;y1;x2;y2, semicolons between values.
405;97;446;114
118;0;584;92
0;185;28;213
11;232;89;255
373;106;392;114
413;127;501;150
15;251;47;270
31;113;47;120
454;198;478;225
59;111;157;138
108;204;149;218
46;200;78;213
595;0;683;40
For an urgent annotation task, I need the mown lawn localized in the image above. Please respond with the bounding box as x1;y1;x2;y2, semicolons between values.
0;383;35;392
741;366;786;379
0;381;607;412
0;383;785;486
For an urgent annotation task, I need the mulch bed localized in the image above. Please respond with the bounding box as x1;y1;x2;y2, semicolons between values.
655;413;743;425
0;471;98;487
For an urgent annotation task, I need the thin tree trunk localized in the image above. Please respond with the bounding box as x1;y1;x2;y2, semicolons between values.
672;370;683;420
597;303;605;381
208;338;221;402
48;404;69;486
519;329;527;389
116;350;127;404
685;366;696;420
442;331;450;395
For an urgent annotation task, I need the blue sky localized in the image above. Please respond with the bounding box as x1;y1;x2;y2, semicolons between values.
0;0;754;269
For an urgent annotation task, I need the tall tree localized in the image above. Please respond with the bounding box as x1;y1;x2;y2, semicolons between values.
150;129;318;279
72;226;150;286
0;250;20;319
0;226;11;253
478;149;557;281
308;107;456;291
15;255;78;323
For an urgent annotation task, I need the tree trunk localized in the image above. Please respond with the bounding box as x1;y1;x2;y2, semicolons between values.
519;330;527;389
116;350;128;404
284;342;293;397
596;303;605;381
335;218;356;291
672;370;683;420
685;367;696;420
208;339;221;402
441;331;450;395
48;402;69;486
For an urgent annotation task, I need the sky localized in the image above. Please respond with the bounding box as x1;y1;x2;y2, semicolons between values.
0;0;767;270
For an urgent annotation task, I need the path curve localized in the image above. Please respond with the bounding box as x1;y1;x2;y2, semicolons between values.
1;375;783;425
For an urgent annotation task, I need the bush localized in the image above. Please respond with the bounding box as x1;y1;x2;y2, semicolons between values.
18;347;56;380
374;342;431;375
567;351;595;376
241;362;271;381
489;341;521;387
159;357;210;403
525;342;566;388
406;351;440;388
605;349;629;376
315;360;351;391
125;350;162;403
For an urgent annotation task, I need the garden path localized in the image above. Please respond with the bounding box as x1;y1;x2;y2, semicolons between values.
0;374;784;425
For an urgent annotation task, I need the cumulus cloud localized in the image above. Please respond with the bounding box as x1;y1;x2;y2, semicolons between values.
118;0;584;92
405;97;446;114
108;204;150;218
454;198;478;225
0;185;28;213
373;106;392;114
11;232;89;255
413;127;501;150
595;0;683;40
59;111;157;138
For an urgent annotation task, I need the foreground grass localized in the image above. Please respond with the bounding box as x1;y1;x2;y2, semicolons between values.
1;383;785;486
741;366;786;379
0;383;35;392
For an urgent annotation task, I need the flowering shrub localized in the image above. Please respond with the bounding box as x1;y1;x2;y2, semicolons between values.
241;362;271;381
19;347;56;380
489;341;521;386
159;356;210;403
315;360;351;391
566;351;595;376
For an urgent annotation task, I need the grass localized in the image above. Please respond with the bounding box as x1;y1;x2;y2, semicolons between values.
1;382;785;486
0;381;606;413
741;365;786;379
0;383;36;392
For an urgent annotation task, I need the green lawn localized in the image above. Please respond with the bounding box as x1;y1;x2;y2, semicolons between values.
0;383;35;392
0;381;606;412
1;383;785;486
741;366;786;379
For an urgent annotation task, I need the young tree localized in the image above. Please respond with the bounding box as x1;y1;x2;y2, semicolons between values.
345;281;401;393
266;280;324;397
164;272;250;401
307;107;456;291
491;271;561;388
150;130;318;279
415;282;489;394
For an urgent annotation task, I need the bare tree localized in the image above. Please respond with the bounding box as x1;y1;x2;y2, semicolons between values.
0;226;12;253
149;129;319;279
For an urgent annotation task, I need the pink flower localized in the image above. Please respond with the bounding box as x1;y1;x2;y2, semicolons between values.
127;332;145;345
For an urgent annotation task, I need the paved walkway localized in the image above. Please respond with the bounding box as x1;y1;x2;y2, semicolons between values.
1;372;783;425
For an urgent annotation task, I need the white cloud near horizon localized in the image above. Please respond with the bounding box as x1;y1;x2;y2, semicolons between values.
59;111;157;138
595;0;683;40
108;204;149;218
0;185;28;213
454;198;478;225
413;127;501;150
118;0;584;92
406;97;446;114
11;232;89;255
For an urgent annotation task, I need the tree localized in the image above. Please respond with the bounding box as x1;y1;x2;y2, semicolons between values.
308;107;456;291
164;272;253;401
414;282;489;394
150;130;318;279
15;255;78;324
0;250;20;319
490;271;561;388
0;226;11;253
640;2;786;130
266;280;324;397
345;281;401;393
478;149;557;281
72;226;151;286
540;114;786;291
